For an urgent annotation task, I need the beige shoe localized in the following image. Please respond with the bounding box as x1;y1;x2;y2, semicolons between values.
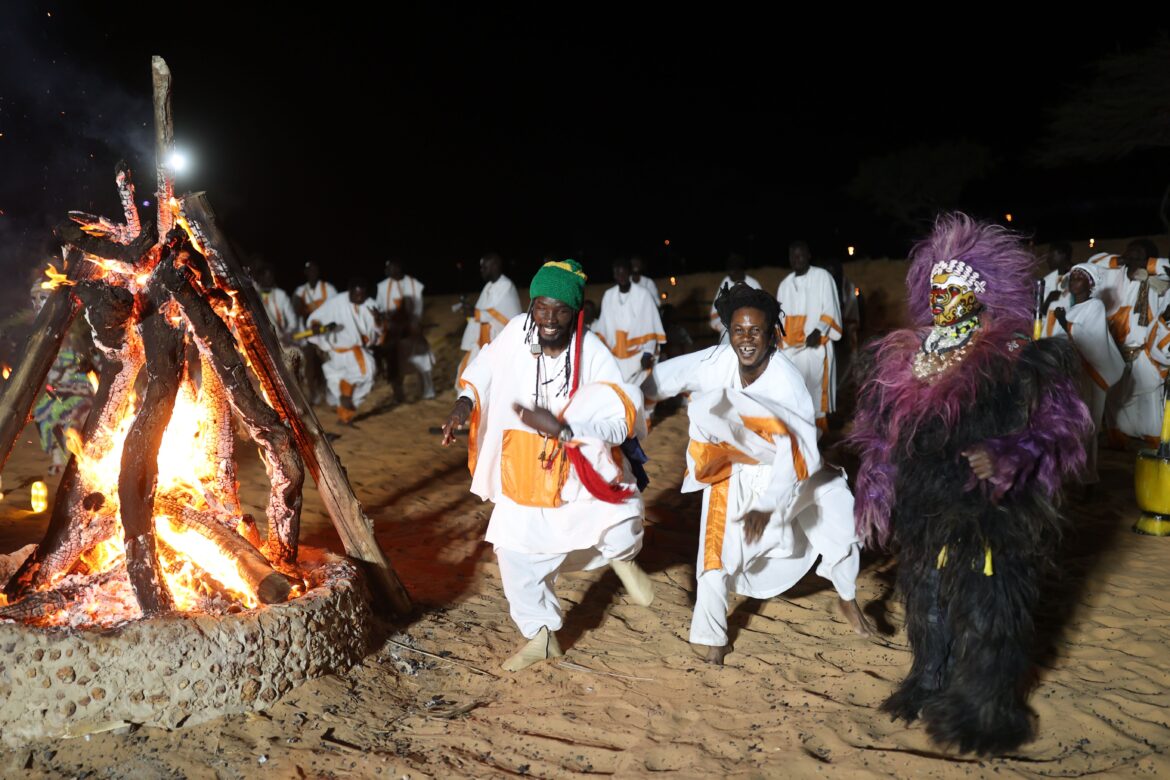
610;559;654;607
501;626;563;672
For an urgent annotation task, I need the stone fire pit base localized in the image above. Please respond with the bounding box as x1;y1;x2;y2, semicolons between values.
0;546;372;747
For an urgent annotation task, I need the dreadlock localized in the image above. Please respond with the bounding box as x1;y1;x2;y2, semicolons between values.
523;301;578;398
713;282;785;347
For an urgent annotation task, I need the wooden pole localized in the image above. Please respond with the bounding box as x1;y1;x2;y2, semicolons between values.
0;247;88;473
180;194;412;617
152;56;175;238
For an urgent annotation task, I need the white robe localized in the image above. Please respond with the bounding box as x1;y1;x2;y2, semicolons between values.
645;345;861;645
1114;316;1170;443
1047;297;1125;481
309;295;380;407
257;287;299;338
1098;266;1170;441
457;275;523;382
458;315;644;555
709;275;762;333
634;275;660;305
777;267;842;422
376;274;435;374
594;284;666;385
293;280;338;325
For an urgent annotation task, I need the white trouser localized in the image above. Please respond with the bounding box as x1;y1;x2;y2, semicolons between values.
688;543;861;647
495;516;643;638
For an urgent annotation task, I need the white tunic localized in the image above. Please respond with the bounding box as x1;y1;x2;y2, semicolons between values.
777;267;842;417
645;345;859;598
309;295;381;403
458;316;645;555
634;275;660;305
594;284;666;385
257;286;299;337
459;275;523;352
375;275;425;318
293;280;338;324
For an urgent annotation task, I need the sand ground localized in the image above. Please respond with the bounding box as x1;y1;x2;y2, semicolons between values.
0;258;1167;778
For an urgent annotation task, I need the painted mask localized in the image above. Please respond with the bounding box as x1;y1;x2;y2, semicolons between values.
930;272;979;326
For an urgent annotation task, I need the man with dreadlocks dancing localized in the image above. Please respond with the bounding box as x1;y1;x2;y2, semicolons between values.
849;213;1090;755
644;283;870;665
441;259;655;672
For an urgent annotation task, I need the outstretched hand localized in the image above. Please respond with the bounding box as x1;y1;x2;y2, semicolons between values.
441;397;473;446
961;446;995;481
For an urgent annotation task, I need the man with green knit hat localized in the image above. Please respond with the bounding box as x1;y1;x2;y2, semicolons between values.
441;259;655;671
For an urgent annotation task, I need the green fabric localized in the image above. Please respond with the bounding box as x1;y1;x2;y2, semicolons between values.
529;259;587;310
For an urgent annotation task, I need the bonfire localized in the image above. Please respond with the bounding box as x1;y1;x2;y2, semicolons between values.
0;57;410;628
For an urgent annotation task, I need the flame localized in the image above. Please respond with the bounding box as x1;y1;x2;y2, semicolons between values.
86;371;99;393
156;515;259;609
80;536;125;574
40;263;74;290
1;365;10;380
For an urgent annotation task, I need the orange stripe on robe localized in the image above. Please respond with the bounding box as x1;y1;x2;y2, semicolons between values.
690;415;812;572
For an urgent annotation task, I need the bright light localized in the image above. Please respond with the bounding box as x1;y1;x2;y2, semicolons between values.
669;276;677;286
168;151;190;174
1089;238;1096;248
847;246;855;257
30;481;48;513
1004;213;1013;223
663;239;670;246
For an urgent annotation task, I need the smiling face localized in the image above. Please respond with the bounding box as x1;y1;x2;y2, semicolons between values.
532;296;575;352
729;306;773;376
929;272;979;326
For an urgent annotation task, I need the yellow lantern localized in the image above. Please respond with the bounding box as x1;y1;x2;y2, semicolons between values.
30;481;48;513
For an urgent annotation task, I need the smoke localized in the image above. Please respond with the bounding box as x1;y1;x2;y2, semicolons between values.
0;6;153;320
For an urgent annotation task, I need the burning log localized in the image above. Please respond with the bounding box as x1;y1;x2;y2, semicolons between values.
0;569;121;623
117;278;185;616
65;161;144;246
181;194;412;618
154;498;295;605
0;247;88;472
6;281;144;598
158;238;304;567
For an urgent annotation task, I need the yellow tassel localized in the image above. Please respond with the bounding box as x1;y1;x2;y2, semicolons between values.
936;545;948;569
983;547;994;576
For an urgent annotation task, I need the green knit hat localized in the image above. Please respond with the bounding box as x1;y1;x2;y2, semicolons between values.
529;259;587;310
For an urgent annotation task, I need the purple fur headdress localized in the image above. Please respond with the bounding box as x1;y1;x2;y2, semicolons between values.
848;212;1090;548
906;212;1036;329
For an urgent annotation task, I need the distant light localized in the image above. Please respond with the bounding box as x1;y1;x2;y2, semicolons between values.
660;292;667;300
669;276;677;286
663;239;670;246
1004;213;1013;223
847;246;855;257
853;286;860;297
30;481;47;513
142;199;151;207
1089;238;1096;248
168;151;189;174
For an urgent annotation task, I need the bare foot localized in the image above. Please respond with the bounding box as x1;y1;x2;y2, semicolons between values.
838;597;874;637
702;644;728;665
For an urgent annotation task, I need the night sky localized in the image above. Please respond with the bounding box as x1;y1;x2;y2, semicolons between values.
1;4;1168;301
